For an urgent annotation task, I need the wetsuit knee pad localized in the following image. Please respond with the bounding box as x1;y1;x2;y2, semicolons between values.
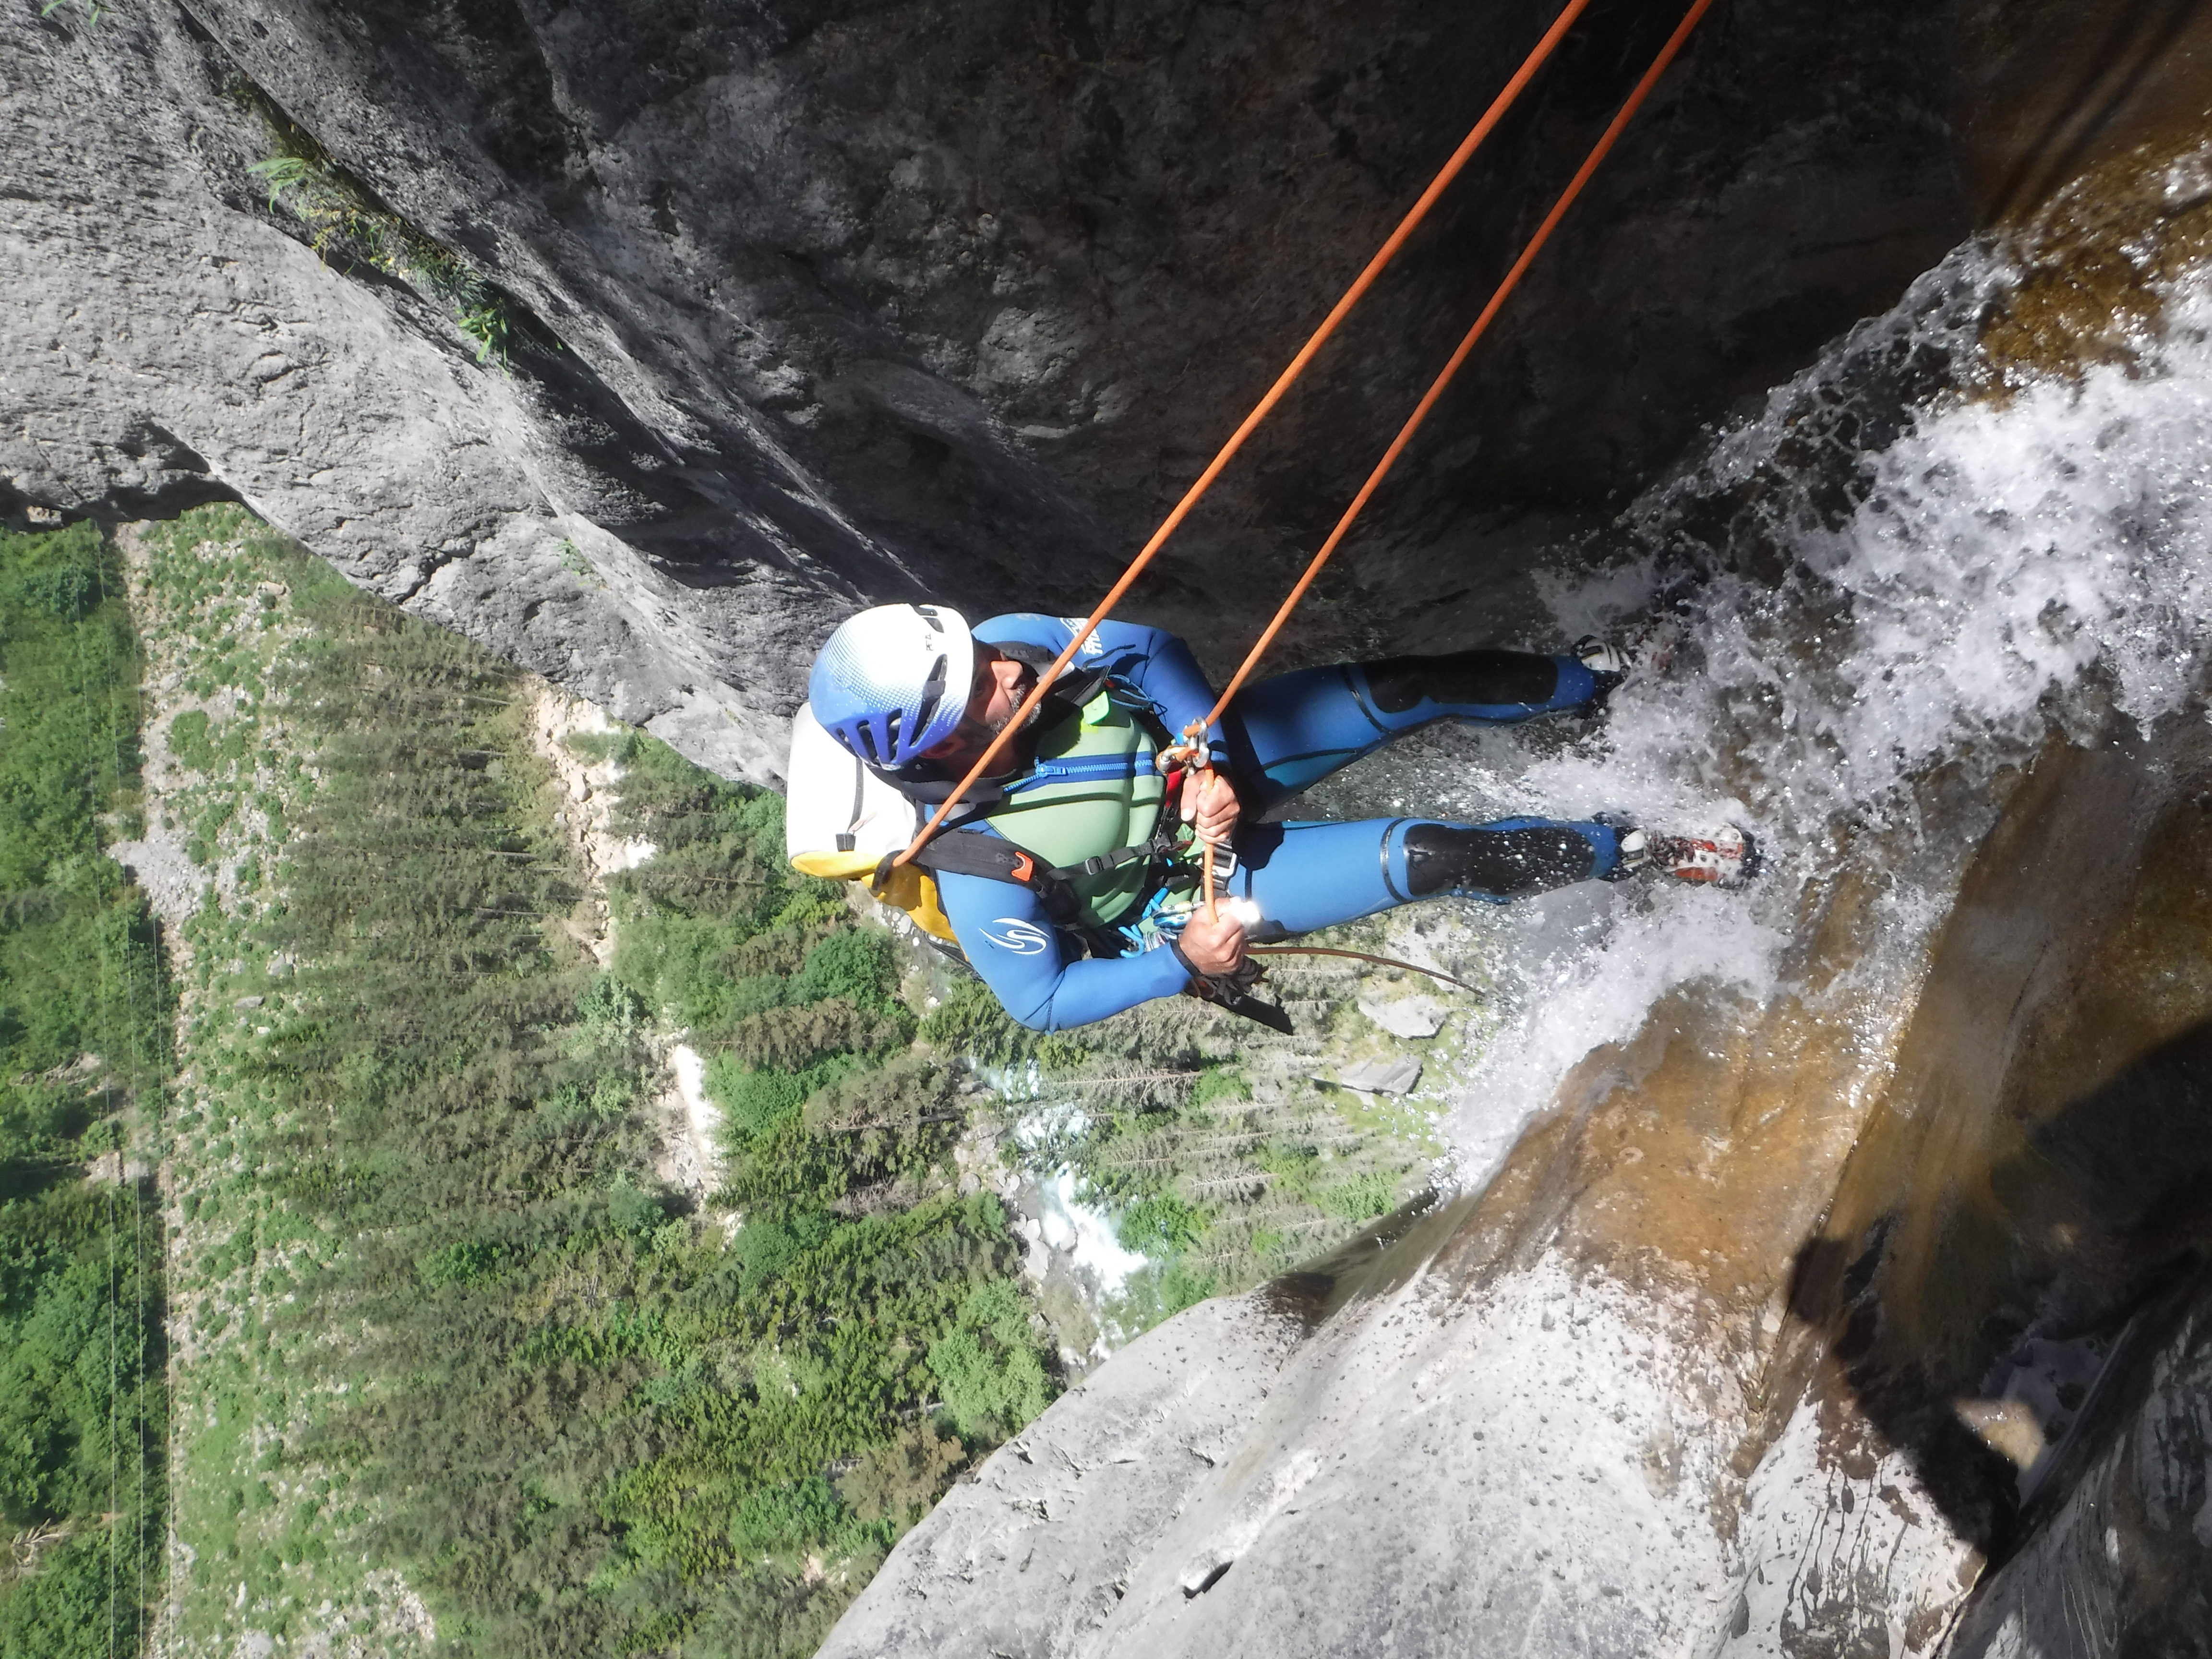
1360;650;1560;715
1401;821;1596;898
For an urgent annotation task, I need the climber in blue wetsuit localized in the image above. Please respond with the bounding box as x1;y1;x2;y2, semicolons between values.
802;605;1752;1032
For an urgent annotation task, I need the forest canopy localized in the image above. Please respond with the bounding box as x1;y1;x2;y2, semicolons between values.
0;522;165;1659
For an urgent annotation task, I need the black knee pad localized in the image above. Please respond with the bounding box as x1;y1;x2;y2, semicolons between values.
1360;649;1559;715
1402;822;1595;898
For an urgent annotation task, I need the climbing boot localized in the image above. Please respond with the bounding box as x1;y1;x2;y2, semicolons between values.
1650;823;1758;887
1571;635;1633;713
1603;822;1758;888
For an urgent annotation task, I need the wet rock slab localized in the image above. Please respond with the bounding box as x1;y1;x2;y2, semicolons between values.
822;1253;1755;1659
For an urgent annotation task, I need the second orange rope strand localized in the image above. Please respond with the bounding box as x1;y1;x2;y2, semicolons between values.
1194;0;1719;743
1191;0;1716;923
890;0;1595;870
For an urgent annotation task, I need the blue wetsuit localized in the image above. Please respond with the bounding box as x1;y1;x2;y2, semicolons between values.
938;615;1626;1030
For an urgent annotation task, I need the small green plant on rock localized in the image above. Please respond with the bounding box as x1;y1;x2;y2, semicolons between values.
454;300;509;365
242;104;519;370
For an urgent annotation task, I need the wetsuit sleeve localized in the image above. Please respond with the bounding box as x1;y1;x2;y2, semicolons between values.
935;867;1192;1031
974;613;1227;761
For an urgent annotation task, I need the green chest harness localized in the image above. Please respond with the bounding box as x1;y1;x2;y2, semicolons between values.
908;683;1193;938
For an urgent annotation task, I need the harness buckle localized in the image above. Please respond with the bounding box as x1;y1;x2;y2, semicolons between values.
1008;850;1037;883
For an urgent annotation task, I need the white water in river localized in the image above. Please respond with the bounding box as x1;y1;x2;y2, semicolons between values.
1311;245;2212;1189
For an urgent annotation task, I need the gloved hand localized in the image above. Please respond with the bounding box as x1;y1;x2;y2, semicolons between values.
1173;940;1289;1033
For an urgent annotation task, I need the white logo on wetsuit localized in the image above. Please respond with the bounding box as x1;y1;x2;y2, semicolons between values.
982;918;1052;955
1058;619;1106;658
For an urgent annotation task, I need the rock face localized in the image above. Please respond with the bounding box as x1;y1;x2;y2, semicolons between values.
821;15;2212;1646
820;1292;1312;1658
3;0;1973;780
12;0;2212;1653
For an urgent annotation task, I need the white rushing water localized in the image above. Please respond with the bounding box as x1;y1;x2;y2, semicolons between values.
1034;1167;1151;1294
1317;247;2212;1189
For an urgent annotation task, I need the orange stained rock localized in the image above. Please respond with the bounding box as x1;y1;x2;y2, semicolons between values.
1411;850;1934;1329
1809;734;2212;1385
1966;0;2212;379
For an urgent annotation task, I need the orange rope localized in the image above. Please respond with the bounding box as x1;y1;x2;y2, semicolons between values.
890;0;1594;869
1191;0;1718;738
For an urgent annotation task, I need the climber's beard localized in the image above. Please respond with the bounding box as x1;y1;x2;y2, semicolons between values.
914;653;1036;773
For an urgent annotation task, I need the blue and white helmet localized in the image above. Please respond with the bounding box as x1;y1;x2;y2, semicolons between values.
807;602;975;769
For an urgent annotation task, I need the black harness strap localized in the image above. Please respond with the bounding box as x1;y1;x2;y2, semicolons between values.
900;822;1184;931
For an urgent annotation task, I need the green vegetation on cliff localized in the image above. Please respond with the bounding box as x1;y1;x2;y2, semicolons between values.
102;502;1449;1658
146;508;1049;1658
0;523;167;1658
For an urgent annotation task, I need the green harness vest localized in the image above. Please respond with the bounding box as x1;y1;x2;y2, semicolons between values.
976;688;1168;928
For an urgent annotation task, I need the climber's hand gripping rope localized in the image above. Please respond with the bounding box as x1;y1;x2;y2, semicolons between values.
1160;722;1236;923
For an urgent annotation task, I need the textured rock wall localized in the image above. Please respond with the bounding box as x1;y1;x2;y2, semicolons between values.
3;0;1969;781
1948;1305;2212;1657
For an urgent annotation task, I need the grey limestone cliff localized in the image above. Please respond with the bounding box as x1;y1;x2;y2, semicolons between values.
4;0;1969;781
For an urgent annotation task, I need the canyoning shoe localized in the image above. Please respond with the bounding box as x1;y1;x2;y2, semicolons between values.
1571;635;1633;713
1649;823;1758;887
1599;821;1758;887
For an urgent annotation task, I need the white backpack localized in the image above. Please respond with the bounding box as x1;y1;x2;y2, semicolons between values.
783;703;957;942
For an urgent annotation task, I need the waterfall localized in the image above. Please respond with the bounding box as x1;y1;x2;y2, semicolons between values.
1300;240;2212;1192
